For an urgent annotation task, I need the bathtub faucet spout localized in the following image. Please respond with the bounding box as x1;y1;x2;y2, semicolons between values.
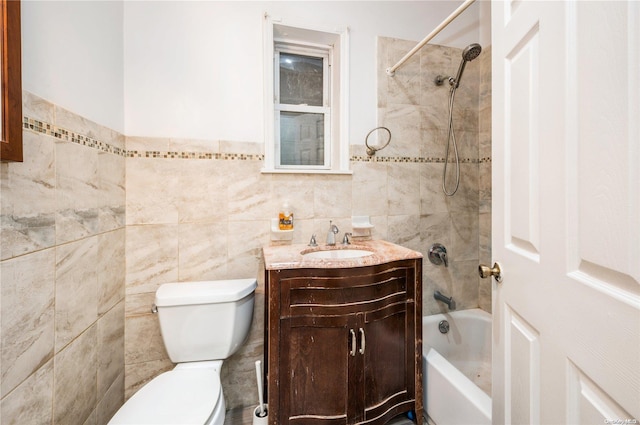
434;290;456;310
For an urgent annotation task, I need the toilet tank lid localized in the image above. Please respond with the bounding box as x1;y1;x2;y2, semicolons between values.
155;279;257;307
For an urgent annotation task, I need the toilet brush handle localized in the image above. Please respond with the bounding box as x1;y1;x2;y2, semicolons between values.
255;360;265;415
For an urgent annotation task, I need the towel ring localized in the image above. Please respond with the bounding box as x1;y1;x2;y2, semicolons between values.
365;127;392;156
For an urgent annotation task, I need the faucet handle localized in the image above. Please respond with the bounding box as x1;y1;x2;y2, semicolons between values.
342;232;352;245
308;234;318;247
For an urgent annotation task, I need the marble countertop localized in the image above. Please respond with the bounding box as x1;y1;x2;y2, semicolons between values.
263;239;423;270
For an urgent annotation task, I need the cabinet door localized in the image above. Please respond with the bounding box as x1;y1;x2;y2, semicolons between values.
362;302;415;423
279;313;360;425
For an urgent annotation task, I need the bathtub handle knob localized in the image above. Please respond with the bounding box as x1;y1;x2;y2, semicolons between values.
358;328;366;355
479;262;503;283
349;329;356;356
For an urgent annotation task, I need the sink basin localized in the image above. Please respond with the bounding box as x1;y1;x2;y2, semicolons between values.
302;249;374;259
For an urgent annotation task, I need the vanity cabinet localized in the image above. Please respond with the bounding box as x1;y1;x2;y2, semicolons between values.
265;259;422;425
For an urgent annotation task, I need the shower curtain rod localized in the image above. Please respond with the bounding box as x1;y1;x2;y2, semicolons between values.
386;0;476;77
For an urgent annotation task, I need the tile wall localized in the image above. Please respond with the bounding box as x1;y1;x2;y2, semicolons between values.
0;38;491;422
0;91;125;424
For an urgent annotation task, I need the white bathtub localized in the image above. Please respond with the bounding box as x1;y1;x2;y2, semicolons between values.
422;308;492;425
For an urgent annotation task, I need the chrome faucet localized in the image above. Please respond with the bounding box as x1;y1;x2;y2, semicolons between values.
434;290;456;310
326;220;339;245
342;232;352;245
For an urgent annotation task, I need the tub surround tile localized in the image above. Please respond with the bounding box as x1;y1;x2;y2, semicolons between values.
378;104;422;158
388;163;420;215
450;212;480;262
1;249;55;397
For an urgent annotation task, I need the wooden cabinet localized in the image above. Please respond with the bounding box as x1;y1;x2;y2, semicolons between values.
265;260;422;425
1;0;23;162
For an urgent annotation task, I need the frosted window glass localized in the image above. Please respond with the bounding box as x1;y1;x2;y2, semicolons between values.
279;112;325;166
279;53;324;106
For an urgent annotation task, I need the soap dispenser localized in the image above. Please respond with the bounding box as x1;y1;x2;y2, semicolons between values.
278;201;294;230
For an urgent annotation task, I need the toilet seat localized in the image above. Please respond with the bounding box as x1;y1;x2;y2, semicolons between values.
108;363;221;425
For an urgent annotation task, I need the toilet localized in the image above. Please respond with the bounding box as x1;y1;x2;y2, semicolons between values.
108;278;258;425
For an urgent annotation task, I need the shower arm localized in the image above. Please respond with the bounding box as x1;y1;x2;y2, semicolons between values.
386;0;476;77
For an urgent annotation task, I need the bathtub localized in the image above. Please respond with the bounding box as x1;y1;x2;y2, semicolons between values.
422;308;492;425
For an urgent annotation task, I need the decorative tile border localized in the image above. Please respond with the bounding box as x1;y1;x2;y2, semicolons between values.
23;117;126;156
24;116;490;164
350;155;491;163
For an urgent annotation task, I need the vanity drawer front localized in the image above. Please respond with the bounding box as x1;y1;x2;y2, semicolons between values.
278;264;415;318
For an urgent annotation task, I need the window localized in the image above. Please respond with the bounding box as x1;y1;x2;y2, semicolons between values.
275;45;330;169
263;16;350;174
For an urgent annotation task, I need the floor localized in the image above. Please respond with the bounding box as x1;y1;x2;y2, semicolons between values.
223;406;426;425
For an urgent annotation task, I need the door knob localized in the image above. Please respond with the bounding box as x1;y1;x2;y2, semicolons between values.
478;262;503;283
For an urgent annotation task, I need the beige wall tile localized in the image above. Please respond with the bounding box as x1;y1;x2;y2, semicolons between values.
124;313;167;366
0;131;56;260
98;229;126;315
126;158;180;225
54;325;97;424
98;152;125;232
55;140;99;244
125;224;179;295
96;372;124;425
98;301;124;399
55;237;99;352
0;359;54;425
178;222;229;281
1;249;55;397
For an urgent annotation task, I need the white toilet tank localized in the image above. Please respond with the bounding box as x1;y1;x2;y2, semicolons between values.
154;279;257;363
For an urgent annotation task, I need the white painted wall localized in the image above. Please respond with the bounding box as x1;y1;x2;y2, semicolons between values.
22;0;124;132
21;1;483;140
123;1;482;143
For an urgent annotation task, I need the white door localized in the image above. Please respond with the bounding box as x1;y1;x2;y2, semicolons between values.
492;1;639;424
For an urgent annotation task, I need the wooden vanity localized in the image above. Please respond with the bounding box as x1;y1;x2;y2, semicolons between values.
263;240;423;425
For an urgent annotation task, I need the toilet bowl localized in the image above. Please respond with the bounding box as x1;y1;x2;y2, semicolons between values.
108;278;257;425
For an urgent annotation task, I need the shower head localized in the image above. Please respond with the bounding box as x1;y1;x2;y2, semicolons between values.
462;43;482;61
450;43;482;89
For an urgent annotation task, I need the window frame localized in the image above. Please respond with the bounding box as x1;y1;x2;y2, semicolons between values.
262;15;351;175
274;42;331;171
